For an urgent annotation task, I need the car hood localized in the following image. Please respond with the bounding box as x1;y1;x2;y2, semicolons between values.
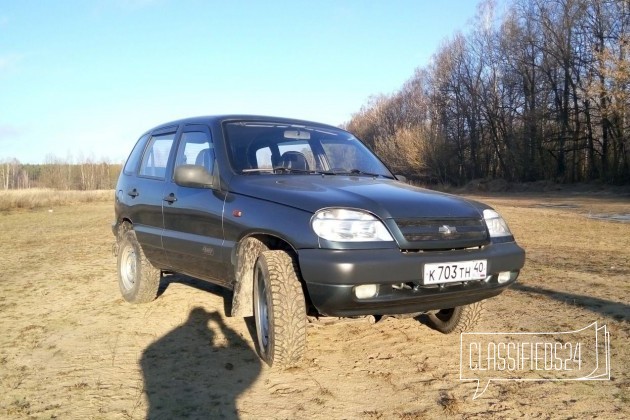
229;175;484;219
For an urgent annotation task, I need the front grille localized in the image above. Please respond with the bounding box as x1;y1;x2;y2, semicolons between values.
395;217;489;249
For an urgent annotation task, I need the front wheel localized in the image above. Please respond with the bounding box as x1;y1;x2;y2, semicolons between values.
253;250;306;367
117;230;161;303
426;301;484;334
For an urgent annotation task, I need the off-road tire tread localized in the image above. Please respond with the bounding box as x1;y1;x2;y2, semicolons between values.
118;230;160;304
261;250;306;367
427;301;485;334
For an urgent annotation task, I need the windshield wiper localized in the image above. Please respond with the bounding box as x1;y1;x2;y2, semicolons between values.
328;169;393;179
241;167;315;175
241;167;391;177
241;168;274;174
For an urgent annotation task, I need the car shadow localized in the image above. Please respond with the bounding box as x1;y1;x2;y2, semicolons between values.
511;283;629;322
158;273;234;315
414;313;433;329
140;307;262;419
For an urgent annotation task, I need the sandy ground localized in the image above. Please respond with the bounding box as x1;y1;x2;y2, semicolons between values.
0;192;628;419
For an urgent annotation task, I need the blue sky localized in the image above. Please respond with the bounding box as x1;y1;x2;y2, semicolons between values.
0;0;482;164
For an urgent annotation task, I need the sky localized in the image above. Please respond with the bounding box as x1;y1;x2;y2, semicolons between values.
0;0;482;164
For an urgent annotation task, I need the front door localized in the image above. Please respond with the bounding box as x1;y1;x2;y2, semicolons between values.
161;124;228;284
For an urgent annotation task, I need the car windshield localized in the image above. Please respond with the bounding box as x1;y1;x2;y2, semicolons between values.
223;121;393;178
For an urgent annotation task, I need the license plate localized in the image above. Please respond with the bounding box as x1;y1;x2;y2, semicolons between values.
423;260;487;284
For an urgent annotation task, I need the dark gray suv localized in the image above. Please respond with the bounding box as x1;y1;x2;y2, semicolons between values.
113;115;525;367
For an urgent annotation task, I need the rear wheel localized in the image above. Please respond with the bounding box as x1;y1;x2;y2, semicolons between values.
426;301;484;334
117;230;161;303
253;250;306;367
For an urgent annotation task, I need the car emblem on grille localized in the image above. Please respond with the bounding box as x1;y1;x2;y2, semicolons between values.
439;225;457;235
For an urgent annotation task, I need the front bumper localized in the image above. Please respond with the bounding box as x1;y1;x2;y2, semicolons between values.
298;242;525;316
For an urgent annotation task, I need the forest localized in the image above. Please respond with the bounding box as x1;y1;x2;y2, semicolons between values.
0;157;121;190
346;0;629;185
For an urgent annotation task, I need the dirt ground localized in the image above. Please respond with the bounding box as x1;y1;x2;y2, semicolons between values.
0;192;628;419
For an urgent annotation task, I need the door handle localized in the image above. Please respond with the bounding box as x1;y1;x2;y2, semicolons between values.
163;193;177;204
128;188;139;198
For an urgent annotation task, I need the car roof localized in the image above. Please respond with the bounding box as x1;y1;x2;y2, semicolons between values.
146;115;341;133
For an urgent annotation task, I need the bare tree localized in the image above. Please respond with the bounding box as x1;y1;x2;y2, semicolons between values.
345;0;629;185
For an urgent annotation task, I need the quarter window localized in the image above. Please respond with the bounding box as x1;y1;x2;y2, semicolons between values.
124;133;149;174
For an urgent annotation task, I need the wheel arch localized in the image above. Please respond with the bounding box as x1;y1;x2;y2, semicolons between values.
229;232;305;317
113;217;134;257
115;217;134;236
232;232;298;263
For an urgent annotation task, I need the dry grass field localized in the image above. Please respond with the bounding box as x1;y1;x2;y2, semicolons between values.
0;190;628;419
0;189;112;211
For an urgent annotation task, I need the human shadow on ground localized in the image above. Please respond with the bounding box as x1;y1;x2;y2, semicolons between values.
141;307;262;419
512;283;629;322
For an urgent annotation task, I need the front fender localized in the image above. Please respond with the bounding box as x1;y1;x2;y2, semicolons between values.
223;193;319;251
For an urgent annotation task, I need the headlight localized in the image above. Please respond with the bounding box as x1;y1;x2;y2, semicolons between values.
312;208;393;242
483;209;513;239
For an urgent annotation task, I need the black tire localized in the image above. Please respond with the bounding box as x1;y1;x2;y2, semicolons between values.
117;230;161;304
426;301;484;334
253;250;306;367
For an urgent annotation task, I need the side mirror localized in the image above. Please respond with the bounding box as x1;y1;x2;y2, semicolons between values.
174;165;215;189
395;174;407;183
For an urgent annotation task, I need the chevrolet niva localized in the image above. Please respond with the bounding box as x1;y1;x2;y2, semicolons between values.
113;115;525;367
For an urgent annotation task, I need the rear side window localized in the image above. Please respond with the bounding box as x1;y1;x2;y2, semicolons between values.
139;133;175;179
123;133;150;175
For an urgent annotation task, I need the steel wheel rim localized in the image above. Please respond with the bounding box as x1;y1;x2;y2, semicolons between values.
120;246;137;291
254;266;270;353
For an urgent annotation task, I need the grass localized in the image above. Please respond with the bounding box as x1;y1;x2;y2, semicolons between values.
438;391;460;415
0;188;113;211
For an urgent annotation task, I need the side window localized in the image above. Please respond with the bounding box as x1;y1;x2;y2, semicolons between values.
139;133;175;179
123;133;150;174
175;131;214;174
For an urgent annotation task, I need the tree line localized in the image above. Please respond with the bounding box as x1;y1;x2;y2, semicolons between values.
346;0;629;185
0;156;121;190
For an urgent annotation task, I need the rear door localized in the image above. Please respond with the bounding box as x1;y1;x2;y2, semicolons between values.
161;124;229;284
124;127;177;267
